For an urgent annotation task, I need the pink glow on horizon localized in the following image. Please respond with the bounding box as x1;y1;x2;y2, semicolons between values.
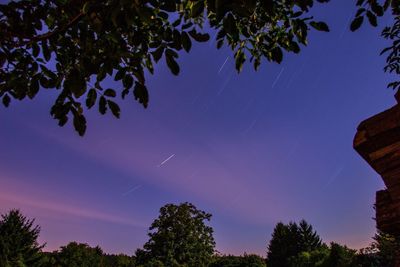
0;190;147;228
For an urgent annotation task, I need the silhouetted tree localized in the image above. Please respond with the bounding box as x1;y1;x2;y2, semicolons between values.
266;220;322;267
0;0;331;135
0;209;44;267
357;231;400;267
288;244;329;267
297;219;322;252
136;202;215;267
321;242;356;267
56;242;105;267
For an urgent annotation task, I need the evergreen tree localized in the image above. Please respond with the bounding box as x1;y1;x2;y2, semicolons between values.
297;219;322;252
0;209;44;267
266;220;323;267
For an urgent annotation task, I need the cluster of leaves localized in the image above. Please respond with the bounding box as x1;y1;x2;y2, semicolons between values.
136;202;215;267
0;0;330;136
351;0;400;95
0;209;44;267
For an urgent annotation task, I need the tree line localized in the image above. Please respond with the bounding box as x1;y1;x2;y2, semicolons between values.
0;202;398;267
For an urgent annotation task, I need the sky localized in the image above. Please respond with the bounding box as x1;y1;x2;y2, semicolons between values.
0;1;398;256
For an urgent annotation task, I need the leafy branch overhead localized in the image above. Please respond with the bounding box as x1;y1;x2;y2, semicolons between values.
0;0;332;135
351;0;400;93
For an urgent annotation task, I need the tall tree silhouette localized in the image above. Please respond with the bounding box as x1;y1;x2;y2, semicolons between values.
266;220;322;267
136;202;215;267
0;209;44;267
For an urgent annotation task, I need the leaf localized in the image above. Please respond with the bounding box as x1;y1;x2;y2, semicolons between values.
86;88;97;109
355;8;366;17
191;1;205;17
356;0;365;6
271;47;283;63
99;96;107;115
134;82;149;108
2;94;10;107
172;29;182;49
188;29;210;42
366;11;377;27
371;2;384;16
166;52;180;75
107;100;120;118
42;40;51;61
114;69;125;81
104;88;116;97
123;74;134;89
121;88;129;99
235;49;246;73
182;22;193;30
380;46;393;55
64;69;86;98
289;41;300;53
58;116;68;127
350;16;364;31
152;46;164;62
309;21;329;32
73;112;87;136
254;57;261;71
28;78;40;99
181;32;192;52
32;43;40;57
223;13;236;35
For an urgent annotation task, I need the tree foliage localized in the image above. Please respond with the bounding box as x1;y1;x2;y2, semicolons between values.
266;219;322;267
0;0;330;135
210;254;266;267
0;209;44;267
136;202;215;267
358;231;400;267
351;0;400;95
55;242;105;267
40;243;136;267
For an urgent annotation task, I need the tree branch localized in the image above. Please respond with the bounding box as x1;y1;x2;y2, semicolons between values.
14;12;84;47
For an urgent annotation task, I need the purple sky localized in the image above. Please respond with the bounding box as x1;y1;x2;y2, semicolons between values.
0;1;397;256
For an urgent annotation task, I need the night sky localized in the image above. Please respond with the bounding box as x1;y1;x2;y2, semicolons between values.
0;1;397;256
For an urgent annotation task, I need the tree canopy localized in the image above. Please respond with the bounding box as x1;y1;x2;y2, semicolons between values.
1;1;399;136
350;1;400;96
0;209;44;267
55;242;105;267
0;0;333;135
266;220;322;267
136;202;215;267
